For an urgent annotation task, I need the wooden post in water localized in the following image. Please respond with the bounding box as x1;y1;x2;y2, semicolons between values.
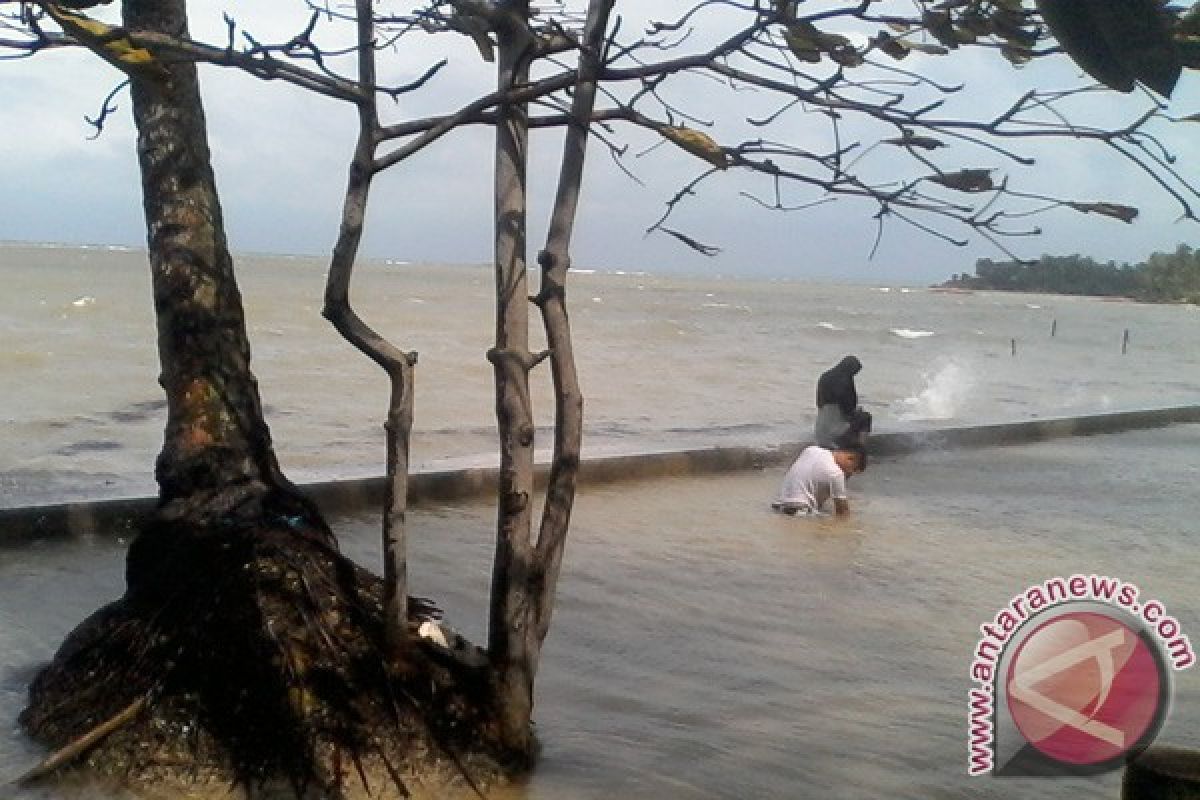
1123;328;1130;355
1051;319;1057;337
1011;338;1017;357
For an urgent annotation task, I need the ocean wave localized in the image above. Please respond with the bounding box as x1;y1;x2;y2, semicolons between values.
816;322;843;331
890;328;935;339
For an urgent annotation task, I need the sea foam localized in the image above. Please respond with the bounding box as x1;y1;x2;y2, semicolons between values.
899;359;975;420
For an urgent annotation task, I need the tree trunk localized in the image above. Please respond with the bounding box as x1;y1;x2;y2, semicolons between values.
124;0;316;531
531;0;612;656
19;0;592;792
17;3;491;794
19;5;505;783
486;0;611;759
487;0;538;759
321;0;417;659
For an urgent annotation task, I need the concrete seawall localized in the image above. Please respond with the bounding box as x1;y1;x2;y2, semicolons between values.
3;405;1198;543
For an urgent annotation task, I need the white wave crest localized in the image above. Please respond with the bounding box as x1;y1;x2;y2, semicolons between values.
898;359;974;420
890;328;935;339
817;322;843;331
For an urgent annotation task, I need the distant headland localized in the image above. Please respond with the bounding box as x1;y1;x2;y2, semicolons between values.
938;244;1200;304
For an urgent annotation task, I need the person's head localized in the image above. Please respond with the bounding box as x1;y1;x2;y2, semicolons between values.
838;355;862;375
832;445;867;476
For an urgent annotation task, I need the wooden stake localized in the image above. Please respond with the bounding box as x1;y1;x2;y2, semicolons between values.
1122;328;1130;355
1051;319;1057;337
1011;338;1017;357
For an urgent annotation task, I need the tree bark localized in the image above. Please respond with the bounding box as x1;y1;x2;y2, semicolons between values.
124;0;308;529
486;0;612;759
322;0;417;658
531;0;612;653
487;0;538;758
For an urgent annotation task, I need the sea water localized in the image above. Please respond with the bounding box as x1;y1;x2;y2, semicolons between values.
1;427;1198;798
3;242;1199;505
1;244;1199;798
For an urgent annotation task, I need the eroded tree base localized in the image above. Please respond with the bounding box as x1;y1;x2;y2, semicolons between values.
19;503;529;798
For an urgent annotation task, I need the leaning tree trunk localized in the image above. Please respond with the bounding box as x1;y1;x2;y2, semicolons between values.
528;0;612;675
124;0;312;528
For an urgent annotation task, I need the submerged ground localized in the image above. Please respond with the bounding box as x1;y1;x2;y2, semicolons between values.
3;424;1199;798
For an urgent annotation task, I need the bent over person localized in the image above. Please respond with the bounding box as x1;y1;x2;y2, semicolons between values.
814;355;872;448
772;444;866;516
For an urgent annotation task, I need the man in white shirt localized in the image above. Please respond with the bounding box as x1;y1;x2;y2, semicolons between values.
772;444;866;516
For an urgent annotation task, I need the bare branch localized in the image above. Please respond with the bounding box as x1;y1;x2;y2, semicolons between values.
85;78;130;139
659;226;722;256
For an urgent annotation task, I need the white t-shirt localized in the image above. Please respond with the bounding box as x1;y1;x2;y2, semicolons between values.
776;446;847;511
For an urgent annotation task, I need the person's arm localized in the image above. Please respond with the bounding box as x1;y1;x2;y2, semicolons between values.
830;471;850;515
838;380;858;416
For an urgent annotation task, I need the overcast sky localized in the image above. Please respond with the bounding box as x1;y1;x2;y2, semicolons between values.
2;2;1198;284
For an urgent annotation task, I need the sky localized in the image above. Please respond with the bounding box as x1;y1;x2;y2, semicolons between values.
2;2;1199;285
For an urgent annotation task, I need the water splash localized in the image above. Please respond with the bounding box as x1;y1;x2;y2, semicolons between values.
898;359;975;420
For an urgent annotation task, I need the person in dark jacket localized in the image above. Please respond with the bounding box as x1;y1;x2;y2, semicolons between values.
814;355;871;448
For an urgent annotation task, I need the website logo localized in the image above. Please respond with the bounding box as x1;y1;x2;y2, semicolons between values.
968;575;1194;777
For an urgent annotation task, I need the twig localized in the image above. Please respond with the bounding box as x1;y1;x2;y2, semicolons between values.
19;696;148;786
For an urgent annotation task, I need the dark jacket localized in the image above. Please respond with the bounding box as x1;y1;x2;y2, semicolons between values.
816;356;862;416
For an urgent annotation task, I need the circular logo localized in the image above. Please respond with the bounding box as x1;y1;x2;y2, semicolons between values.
1005;611;1167;766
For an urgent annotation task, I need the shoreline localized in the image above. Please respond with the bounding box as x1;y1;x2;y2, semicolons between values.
932;283;1200;307
3;404;1199;543
931;284;1198;306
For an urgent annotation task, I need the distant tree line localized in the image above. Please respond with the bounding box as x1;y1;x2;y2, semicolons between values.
941;245;1200;303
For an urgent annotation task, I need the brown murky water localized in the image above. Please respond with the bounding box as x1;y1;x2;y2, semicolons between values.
4;425;1198;798
5;244;1200;506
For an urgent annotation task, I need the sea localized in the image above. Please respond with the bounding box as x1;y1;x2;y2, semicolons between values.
3;241;1199;505
1;242;1200;798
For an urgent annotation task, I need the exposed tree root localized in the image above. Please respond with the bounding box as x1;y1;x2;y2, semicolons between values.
19;502;529;798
